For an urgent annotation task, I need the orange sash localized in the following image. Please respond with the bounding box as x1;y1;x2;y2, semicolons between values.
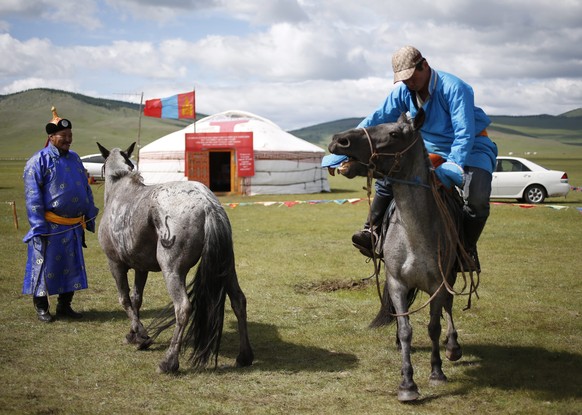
44;211;86;229
429;129;488;168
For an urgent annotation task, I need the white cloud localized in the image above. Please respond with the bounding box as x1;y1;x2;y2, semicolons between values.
0;0;102;30
0;0;581;129
0;35;56;78
222;0;308;25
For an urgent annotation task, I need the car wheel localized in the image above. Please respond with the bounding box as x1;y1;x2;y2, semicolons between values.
523;184;546;204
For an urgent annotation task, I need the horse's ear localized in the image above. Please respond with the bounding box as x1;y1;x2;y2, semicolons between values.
125;142;136;158
397;112;408;125
412;108;426;131
97;142;110;159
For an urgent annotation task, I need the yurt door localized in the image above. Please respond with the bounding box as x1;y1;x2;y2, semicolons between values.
209;150;233;193
186;151;210;187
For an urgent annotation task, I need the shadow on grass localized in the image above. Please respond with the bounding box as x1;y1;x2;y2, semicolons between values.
407;343;582;402
456;344;582;400
85;306;582;401
214;320;359;373
81;310;359;373
76;309;582;403
328;187;361;194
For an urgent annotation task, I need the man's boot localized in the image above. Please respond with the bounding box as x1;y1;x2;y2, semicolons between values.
459;216;488;273
33;295;54;323
56;292;83;319
352;194;393;257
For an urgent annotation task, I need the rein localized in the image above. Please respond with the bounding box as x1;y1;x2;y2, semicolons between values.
361;127;426;305
359;127;479;317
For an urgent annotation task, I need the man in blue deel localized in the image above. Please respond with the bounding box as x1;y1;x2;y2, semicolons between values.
323;45;497;270
22;107;99;322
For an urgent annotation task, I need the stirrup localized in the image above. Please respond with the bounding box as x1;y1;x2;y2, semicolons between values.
353;242;374;258
457;249;481;273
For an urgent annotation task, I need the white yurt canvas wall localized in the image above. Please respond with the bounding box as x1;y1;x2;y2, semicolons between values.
139;110;330;195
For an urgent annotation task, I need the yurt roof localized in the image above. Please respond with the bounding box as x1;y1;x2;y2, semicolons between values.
140;110;324;154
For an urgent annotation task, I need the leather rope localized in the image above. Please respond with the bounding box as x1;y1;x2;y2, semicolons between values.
360;127;479;317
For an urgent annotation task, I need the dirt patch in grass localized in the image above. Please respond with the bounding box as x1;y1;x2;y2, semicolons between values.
294;278;373;293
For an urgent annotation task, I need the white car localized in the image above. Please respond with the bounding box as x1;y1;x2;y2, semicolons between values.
80;153;135;181
491;156;569;204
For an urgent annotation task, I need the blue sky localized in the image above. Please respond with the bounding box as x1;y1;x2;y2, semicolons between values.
1;0;581;130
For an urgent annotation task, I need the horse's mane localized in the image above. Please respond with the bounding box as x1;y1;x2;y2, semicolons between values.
108;168;144;185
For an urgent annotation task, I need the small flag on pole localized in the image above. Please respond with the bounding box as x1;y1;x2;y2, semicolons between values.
144;91;195;119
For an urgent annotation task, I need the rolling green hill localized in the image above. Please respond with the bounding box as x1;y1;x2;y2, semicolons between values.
290;113;582;158
2;88;582;160
0;88;202;158
488;114;582;146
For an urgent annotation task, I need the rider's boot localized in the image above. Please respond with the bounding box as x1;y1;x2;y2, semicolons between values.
352;193;393;258
459;216;487;273
56;291;83;319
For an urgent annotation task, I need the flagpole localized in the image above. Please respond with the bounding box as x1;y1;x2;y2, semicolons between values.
137;91;144;170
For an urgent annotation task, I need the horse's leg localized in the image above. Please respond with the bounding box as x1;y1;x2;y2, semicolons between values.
443;291;462;362
108;261;149;347
157;269;191;374
131;270;153;350
226;271;254;367
390;280;419;402
427;295;447;385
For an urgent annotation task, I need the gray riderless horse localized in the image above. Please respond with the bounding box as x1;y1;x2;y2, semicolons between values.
328;109;477;401
97;142;253;373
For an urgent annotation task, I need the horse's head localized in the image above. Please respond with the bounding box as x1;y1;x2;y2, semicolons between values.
328;109;425;178
97;142;136;178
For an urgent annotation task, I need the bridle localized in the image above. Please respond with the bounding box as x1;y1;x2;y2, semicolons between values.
359;127;428;303
358;127;479;316
359;127;431;191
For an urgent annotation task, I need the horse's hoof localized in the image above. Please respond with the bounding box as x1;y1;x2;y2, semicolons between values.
398;387;420;402
235;353;254;368
157;361;179;374
137;336;153;350
125;332;137;345
429;372;448;386
446;345;463;362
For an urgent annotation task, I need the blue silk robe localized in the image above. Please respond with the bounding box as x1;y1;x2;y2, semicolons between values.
22;144;99;296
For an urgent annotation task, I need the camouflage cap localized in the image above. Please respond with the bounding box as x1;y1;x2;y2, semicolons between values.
392;46;424;83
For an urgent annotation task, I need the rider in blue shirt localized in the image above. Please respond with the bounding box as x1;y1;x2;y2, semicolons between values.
342;46;497;270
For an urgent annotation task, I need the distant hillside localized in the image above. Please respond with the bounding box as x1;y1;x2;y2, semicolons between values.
0;88;204;158
289;118;364;150
488;113;582;145
2;88;581;159
291;111;582;155
561;108;582;118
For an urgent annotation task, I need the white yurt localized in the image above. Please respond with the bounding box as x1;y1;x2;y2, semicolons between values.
138;110;330;195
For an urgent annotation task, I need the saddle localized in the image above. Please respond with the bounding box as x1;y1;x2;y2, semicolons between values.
371;184;477;272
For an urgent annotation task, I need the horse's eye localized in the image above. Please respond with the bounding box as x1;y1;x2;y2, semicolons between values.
390;132;399;138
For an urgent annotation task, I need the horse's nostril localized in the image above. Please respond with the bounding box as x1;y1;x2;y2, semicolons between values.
337;138;350;148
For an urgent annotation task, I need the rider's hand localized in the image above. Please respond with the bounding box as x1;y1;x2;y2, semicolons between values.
435;162;464;189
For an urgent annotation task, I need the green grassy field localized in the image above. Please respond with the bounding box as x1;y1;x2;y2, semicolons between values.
1;159;581;414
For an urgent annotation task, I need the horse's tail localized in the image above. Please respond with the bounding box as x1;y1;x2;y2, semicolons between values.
146;203;233;369
184;204;234;368
369;284;419;328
